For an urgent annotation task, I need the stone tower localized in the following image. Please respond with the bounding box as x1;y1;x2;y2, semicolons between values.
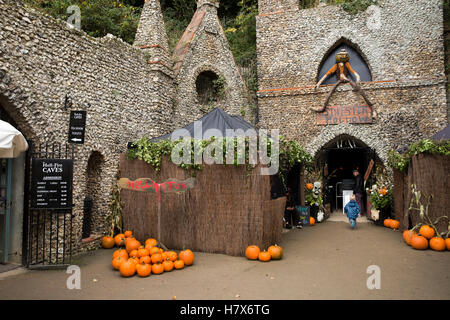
134;0;172;74
172;0;248;127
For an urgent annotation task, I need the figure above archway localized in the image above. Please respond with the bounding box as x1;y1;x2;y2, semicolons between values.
314;43;375;115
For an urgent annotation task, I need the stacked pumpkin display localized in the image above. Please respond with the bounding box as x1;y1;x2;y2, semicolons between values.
402;225;449;252
102;231;195;277
245;244;283;262
383;218;400;230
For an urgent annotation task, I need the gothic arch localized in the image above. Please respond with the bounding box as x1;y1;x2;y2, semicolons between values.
306;124;389;165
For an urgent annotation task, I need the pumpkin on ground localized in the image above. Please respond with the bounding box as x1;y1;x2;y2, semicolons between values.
101;236;115;249
411;235;428;250
126;239;141;253
310;217;315;226
128;250;138;259
151;263;164;275
429;237;446;252
383;219;392;228
112;249;128;260
268;245;283;260
402;230;417;246
174;260;185;270
151;253;163;264
179;249;195;266
136;262;151;277
419;225;435;240
119;260;137;277
112;256;125;270
390;220;400;230
258;250;271;262
167;251;178;262
163;260;174;272
446;238;450;251
114;234;125;247
245;245;260;260
306;183;314;190
124;230;133;238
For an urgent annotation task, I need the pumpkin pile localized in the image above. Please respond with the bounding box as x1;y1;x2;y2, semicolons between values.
103;231;195;277
245;244;283;262
402;225;449;252
383;218;400;230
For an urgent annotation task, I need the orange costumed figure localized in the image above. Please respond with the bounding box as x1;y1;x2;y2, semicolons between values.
314;48;374;114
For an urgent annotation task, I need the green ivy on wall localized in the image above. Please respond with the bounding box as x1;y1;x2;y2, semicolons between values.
387;139;450;172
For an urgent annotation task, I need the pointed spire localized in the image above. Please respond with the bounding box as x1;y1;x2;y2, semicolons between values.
134;0;170;68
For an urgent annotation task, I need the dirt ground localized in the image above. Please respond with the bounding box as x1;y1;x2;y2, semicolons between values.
0;217;449;300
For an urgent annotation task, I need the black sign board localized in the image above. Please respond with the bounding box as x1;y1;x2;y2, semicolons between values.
295;205;310;226
68;110;86;144
31;159;73;210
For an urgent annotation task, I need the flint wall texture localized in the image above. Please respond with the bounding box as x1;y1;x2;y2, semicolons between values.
256;0;448;161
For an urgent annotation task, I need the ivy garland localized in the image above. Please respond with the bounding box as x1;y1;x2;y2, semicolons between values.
126;136;314;176
387;139;450;172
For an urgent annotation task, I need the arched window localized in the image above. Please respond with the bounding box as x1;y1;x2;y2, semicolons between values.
317;41;372;85
195;70;222;105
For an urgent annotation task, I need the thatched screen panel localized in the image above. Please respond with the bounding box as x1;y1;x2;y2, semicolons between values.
394;154;449;233
119;154;286;256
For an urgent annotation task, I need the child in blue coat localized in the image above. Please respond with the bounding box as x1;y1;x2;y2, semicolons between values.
344;194;361;229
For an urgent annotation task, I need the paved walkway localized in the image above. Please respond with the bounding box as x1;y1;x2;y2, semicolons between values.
0;214;449;300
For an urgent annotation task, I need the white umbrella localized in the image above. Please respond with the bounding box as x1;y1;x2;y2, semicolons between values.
0;120;28;158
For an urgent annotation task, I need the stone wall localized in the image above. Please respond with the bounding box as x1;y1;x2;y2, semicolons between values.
0;0;175;254
256;0;448;161
172;0;249;128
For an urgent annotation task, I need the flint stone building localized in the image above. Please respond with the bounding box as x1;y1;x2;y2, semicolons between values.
0;0;447;264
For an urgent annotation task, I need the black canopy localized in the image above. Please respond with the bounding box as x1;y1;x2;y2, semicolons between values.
150;108;256;142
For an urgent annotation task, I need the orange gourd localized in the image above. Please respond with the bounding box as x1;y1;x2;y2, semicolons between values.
145;238;158;247
136;262;151;277
151;253;163;264
128;250;138;259
126;239;141;253
163;260;174;272
119;259;136;277
446;238;450;251
137;248;149;258
419;225;435;240
310;217;315;226
258;250;271;262
179;249;195;266
383;219;392;228
174;260;185;270
101;236;115;249
167;251;178;262
139;256;151;265
114;234;125;247
411;235;428;250
306;183;314;190
149;247;160;256
151;263;164;275
402;230;417;246
112;249;128;260
429;237;445;251
112;256;125;270
390;220;400;230
267;245;283;260
245;245;260;260
124;230;133;238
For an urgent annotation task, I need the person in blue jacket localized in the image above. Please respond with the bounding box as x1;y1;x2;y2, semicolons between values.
344;194;361;229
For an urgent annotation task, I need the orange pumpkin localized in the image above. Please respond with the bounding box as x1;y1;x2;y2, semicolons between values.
419;225;435;240
128;250;139;259
179;249;195;266
267;245;283;260
124;230;133;238
112;256;125;270
378;188;387;195
119;259;136;277
167;251;178;262
149;247;160;256
310;217;315;226
174;259;185;270
114;234;125;247
306;183;314;190
151;263;164;275
112;249;128;260
402;230;417;246
258;250;271;262
145;238;158;247
136;262;151;277
139;256;151;265
151;253;163;264
101;236;115;249
446;238;450;251
245;245;260;260
138;248;149;258
128;257;140;265
429;237;445;251
390;220;400;230
411;235;428;250
163;260;174;272
383;219;392;228
126;239;141;253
